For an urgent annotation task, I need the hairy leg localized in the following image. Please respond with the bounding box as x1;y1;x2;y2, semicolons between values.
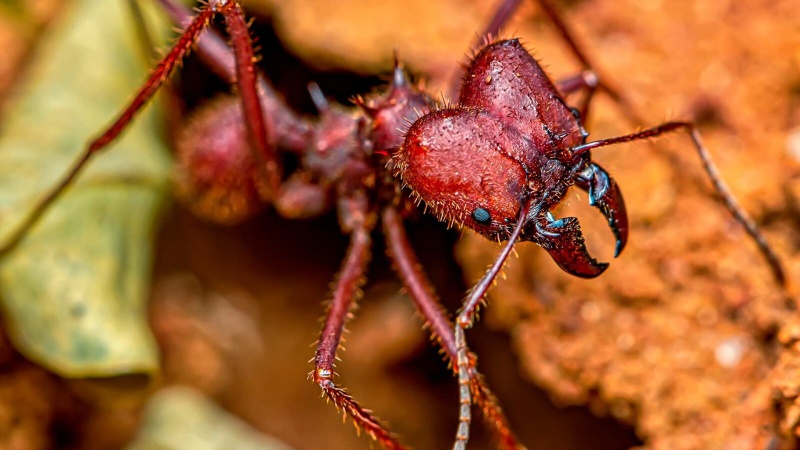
0;0;275;256
382;206;523;450
312;195;406;449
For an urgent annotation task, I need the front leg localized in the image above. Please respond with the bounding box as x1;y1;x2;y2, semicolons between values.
382;207;522;450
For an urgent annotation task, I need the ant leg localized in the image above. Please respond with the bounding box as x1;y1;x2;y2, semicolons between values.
572;121;787;287
448;0;641;126
533;0;645;126
457;197;536;329
313;196;405;449
556;70;597;96
156;0;235;81
481;0;523;41
446;198;535;450
0;3;221;257
0;1;278;257
555;70;599;123
157;0;310;152
382;207;524;450
89;0;270;164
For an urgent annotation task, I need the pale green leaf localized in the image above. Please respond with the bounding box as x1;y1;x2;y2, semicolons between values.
0;0;174;378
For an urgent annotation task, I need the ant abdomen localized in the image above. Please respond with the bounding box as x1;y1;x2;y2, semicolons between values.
175;96;270;224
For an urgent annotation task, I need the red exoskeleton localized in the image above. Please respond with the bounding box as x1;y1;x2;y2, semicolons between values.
0;0;787;449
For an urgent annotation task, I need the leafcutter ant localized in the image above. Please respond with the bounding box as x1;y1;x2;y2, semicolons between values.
0;0;787;449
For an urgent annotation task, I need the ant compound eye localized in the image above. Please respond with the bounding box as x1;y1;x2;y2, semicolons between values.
472;208;492;224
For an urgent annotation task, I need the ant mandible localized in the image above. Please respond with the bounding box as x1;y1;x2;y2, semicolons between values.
0;0;786;449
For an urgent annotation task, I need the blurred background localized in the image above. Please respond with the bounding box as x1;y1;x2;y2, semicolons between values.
0;0;798;449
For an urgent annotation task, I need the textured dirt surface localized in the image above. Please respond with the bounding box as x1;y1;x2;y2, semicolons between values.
253;0;800;447
454;1;800;449
252;0;800;446
1;0;799;449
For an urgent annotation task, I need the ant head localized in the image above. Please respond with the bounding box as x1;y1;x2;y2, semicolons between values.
395;108;533;240
395;38;624;279
395;38;587;237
